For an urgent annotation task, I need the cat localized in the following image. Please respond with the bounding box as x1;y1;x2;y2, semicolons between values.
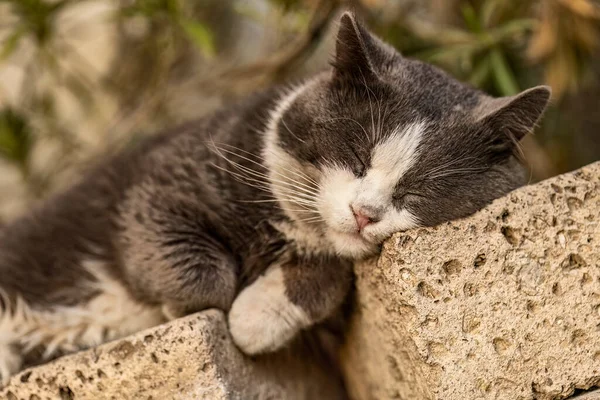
0;12;550;383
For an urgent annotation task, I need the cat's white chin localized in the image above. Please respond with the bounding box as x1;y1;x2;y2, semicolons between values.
329;230;378;259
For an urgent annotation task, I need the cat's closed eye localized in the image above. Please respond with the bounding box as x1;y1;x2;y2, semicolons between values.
393;191;426;205
349;147;367;177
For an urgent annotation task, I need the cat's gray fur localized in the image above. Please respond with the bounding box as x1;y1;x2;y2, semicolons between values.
0;12;550;382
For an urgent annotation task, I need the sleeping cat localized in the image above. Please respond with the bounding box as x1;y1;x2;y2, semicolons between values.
0;12;550;382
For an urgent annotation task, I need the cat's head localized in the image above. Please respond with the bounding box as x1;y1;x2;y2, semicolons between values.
264;12;550;259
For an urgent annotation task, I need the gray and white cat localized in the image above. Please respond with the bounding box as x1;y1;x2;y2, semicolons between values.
0;12;550;382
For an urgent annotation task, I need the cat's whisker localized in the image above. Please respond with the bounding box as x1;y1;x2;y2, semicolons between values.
359;73;385;143
280;204;321;217
288;207;316;218
211;162;270;187
424;155;481;175
280;117;306;143
271;185;319;204
236;196;316;206
210;142;263;161
378;102;390;142
424;156;480;178
281;198;318;209
269;161;320;187
266;157;319;184
208;160;264;184
297;218;326;225
269;186;319;203
236;199;281;203
235;198;321;217
375;93;383;142
211;148;320;200
427;167;489;180
276;206;320;214
208;162;275;195
235;195;320;220
282;199;319;210
360;72;376;143
289;203;319;210
260;146;320;186
236;164;319;199
296;216;326;223
213;142;320;189
279;194;317;209
211;144;320;196
431;165;485;174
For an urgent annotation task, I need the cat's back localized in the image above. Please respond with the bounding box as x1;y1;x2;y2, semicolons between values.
0;123;181;307
0;88;277;302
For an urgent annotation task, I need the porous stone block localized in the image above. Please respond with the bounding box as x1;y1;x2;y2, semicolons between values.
1;310;345;399
341;162;600;400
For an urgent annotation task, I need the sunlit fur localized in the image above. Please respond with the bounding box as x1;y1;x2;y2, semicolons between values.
0;12;551;378
0;260;164;385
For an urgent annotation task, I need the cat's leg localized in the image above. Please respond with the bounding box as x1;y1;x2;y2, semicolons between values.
119;189;239;319
228;254;353;354
123;230;238;319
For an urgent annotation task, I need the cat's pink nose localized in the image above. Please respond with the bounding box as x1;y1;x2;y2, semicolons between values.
351;205;379;231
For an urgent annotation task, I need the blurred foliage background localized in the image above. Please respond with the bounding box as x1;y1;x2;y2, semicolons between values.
0;0;599;221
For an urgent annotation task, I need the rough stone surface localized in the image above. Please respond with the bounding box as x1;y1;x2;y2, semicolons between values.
341;161;600;400
1;310;345;399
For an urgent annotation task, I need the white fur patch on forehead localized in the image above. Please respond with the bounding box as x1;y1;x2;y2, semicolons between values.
352;121;425;213
370;121;425;184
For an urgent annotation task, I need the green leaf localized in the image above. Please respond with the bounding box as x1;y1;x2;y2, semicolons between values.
180;19;215;58
492;18;536;41
481;0;501;28
489;47;519;95
469;55;492;88
416;42;481;65
0;108;32;164
461;4;482;33
0;26;25;61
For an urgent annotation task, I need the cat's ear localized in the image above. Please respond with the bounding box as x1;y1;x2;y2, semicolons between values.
332;12;381;82
476;86;551;148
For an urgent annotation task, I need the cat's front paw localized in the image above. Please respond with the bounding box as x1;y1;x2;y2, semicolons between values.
228;266;311;355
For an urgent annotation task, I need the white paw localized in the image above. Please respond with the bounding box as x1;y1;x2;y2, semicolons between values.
228;266;311;355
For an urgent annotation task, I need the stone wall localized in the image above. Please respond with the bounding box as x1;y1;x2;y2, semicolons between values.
1;310;346;399
2;162;599;400
341;161;600;400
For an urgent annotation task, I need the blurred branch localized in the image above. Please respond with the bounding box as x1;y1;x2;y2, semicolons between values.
220;0;340;86
558;0;600;19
